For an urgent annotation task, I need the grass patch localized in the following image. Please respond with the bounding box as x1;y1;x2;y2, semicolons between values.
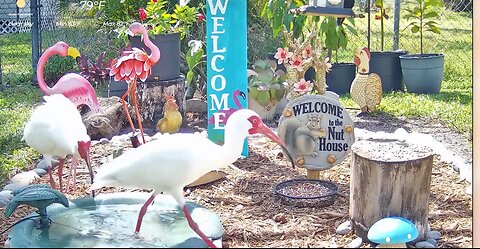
0;86;42;186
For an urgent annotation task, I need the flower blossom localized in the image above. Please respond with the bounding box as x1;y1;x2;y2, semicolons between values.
289;55;304;71
324;57;333;73
139;8;147;21
293;78;313;94
274;47;293;65
197;13;205;23
302;44;312;59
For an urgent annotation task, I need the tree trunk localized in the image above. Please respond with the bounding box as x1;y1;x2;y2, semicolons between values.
133;76;186;129
349;138;434;242
82;96;126;140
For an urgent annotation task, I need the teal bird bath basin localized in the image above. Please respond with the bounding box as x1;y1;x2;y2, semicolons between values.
6;192;224;248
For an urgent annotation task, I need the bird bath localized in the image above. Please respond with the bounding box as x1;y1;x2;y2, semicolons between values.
7;192;224;248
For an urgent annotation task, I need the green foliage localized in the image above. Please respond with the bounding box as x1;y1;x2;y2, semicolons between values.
99;0;149;22
145;0;199;40
374;0;390;51
404;0;445;54
43;55;76;86
320;17;357;62
247;59;287;107
0;86;41;186
185;40;206;88
261;0;309;41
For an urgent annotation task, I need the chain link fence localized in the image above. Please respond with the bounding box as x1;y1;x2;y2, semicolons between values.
0;0;473;88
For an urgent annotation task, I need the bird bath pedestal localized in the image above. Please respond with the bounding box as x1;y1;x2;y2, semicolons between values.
6;192;224;248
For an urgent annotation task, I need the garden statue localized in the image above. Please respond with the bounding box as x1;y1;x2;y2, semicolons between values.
277;29;355;177
110;22;161;146
350;47;383;113
36;42;101;113
4;184;69;229
156;95;183;134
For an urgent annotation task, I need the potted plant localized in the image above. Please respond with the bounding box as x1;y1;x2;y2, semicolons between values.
400;0;445;94
247;59;288;121
369;0;407;92
321;16;357;95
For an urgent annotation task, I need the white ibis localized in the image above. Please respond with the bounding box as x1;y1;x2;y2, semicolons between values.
23;94;94;195
90;109;292;248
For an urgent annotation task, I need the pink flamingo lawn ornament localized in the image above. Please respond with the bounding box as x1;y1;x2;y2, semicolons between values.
109;22;161;145
208;89;246;125
37;42;100;113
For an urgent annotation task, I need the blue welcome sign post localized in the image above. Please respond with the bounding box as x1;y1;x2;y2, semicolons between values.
206;0;248;156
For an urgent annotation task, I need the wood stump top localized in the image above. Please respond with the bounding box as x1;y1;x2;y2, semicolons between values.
352;138;434;163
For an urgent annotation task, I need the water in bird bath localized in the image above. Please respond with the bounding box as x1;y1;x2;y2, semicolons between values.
7;193;224;248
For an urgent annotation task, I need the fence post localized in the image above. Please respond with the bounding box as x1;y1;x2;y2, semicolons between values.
30;0;40;85
393;0;400;50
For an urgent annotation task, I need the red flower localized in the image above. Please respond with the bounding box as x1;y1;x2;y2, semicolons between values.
197;13;205;23
152;0;158;2
274;47;293;65
289;55;304;71
139;8;147;21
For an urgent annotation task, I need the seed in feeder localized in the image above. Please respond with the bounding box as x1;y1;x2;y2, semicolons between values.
278;181;333;198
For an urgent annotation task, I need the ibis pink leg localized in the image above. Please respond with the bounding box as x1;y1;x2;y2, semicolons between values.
57;158;65;192
47;166;56;190
182;206;217;248
131;81;146;144
121;82;136;134
135;194;156;233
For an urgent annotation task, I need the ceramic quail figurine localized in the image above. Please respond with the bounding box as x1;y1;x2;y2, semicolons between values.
350;47;382;113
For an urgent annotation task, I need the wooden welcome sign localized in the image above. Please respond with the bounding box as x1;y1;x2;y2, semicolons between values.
206;0;248;156
278;92;355;171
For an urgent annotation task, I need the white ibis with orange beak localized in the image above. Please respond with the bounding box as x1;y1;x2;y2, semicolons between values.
23;94;94;195
91;109;292;248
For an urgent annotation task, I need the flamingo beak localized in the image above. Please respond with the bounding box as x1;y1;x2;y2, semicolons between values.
239;91;247;100
67;47;81;59
127;29;135;37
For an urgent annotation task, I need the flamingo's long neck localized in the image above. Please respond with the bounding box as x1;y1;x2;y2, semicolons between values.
36;48;54;95
141;29;160;63
233;91;243;109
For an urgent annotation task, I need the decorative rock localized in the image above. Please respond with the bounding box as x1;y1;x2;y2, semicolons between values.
0;190;13;201
426;239;437;247
99;138;109;144
427;231;441;240
11;171;39;185
415;241;436;248
336;220;352;235
3;183;27;192
36;158;59;170
32;168;47;177
185;98;207;113
348;237;363;248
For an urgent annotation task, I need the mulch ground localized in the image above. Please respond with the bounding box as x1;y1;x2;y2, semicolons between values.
0;110;472;248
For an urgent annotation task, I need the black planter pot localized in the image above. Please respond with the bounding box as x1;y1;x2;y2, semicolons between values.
326;63;356;95
129;33;181;81
369;51;407;92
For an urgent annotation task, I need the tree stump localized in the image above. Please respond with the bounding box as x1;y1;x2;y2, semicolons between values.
82;96;127;140
133;76;186;129
349;138;434;241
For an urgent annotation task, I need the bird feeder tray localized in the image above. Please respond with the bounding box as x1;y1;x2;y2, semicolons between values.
274;179;338;208
289;5;365;18
6;192;224;248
